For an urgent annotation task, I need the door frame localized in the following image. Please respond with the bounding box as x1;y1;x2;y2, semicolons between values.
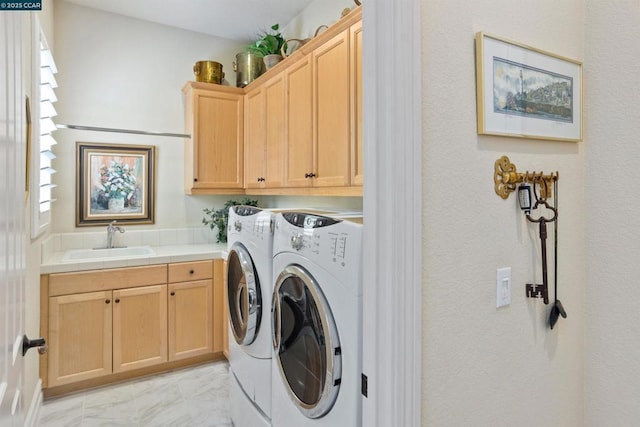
362;0;423;425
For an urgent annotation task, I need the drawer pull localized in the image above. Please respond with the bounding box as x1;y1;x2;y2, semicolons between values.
189;270;195;275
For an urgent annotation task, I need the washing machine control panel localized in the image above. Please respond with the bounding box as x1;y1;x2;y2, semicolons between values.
234;205;262;216
277;214;361;265
282;212;341;229
227;207;275;258
274;212;363;294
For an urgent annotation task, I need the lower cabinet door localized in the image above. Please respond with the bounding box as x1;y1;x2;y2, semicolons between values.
168;279;213;361
48;291;113;387
112;284;168;373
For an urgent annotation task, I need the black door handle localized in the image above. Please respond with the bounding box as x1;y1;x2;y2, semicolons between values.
22;335;47;356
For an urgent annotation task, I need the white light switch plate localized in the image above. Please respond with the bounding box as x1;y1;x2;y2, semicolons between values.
496;267;511;308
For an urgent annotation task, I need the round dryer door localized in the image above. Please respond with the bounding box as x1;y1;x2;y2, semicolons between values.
272;264;341;419
227;242;262;345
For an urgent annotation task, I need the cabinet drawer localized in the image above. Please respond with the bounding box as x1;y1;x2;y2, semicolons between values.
168;260;213;283
49;265;168;296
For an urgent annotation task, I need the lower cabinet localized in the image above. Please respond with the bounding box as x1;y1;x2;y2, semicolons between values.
42;260;226;394
168;261;213;361
48;290;113;387
113;284;168;373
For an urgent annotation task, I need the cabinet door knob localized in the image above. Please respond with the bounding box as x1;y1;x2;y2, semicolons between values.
170;291;175;296
305;173;316;178
105;299;111;304
115;298;120;303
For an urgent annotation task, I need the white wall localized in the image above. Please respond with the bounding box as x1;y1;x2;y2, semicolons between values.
52;1;248;233
51;1;362;235
584;2;640;424
421;1;585;425
282;0;355;40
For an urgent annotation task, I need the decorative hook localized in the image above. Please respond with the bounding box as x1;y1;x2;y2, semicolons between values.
494;156;558;200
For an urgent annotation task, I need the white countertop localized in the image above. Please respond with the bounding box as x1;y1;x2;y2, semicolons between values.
41;243;228;274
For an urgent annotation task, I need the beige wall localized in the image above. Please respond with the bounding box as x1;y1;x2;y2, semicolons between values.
584;2;640;424
421;1;585;425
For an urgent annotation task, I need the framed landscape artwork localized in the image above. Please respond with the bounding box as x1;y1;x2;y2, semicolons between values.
76;142;156;226
475;32;583;142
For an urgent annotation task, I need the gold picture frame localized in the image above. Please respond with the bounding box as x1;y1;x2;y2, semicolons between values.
475;32;583;142
76;142;156;226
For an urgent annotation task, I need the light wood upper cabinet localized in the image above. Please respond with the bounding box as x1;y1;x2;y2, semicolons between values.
282;17;361;191
244;73;286;189
313;29;351;187
264;74;286;187
112;284;168;373
284;55;314;187
186;7;362;196
48;291;112;387
244;85;266;189
350;20;364;186
183;82;244;194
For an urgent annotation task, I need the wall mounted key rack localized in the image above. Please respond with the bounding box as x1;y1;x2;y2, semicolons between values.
493;155;567;329
493;155;559;200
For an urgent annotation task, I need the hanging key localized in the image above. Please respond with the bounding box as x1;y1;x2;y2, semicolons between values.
525;184;556;305
526;220;550;304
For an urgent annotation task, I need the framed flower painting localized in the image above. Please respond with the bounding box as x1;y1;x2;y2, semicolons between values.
76;142;156;226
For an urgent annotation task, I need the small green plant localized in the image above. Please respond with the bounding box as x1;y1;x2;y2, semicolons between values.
246;23;287;57
202;198;259;243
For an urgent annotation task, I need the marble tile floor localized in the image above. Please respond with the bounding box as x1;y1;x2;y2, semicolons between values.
38;360;232;427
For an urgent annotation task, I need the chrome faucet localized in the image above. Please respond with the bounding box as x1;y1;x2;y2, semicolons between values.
107;220;125;248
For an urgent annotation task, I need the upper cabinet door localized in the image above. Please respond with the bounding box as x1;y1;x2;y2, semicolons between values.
264;73;286;188
183;83;245;194
244;85;266;189
313;29;351;187
284;55;314;187
350;20;364;186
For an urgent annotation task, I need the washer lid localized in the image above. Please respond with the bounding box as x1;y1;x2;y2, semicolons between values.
272;264;341;419
226;242;262;346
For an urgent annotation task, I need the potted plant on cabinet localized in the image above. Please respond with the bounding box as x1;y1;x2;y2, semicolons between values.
246;23;287;69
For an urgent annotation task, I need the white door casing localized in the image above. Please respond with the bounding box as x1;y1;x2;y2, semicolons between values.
362;0;423;426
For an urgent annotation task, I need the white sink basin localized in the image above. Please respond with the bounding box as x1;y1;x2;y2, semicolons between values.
62;246;155;261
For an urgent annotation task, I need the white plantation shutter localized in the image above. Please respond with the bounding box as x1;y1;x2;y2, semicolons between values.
31;21;58;237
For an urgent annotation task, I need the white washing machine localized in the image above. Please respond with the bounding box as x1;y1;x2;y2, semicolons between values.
226;206;275;427
271;211;363;426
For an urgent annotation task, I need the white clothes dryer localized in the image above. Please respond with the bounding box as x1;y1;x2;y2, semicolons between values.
271;212;364;426
226;206;275;426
